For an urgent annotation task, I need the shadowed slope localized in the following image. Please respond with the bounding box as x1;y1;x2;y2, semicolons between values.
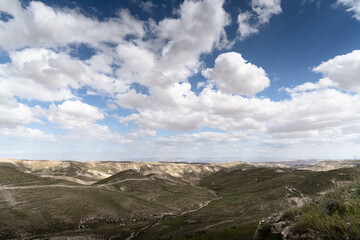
137;166;360;239
0;166;217;239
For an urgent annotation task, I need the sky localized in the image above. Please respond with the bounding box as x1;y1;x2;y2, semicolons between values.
0;0;360;161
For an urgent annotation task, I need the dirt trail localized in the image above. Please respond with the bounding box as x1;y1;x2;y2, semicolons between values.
128;193;221;240
181;197;219;215
199;219;236;231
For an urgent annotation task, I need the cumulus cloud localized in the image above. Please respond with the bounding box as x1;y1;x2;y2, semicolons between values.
0;0;232;142
336;0;360;21
0;47;130;102
0;0;144;50
0;0;360;158
115;42;156;87
116;89;149;109
0;48;85;101
268;89;360;134
47;100;130;142
0;100;41;128
313;50;360;92
0;0;231;100
111;0;232;110
118;83;204;131
117;49;360;143
237;0;282;40
150;0;230;85
0;96;52;140
48;100;104;129
202;52;270;96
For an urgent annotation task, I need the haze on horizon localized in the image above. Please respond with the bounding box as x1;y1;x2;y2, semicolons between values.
0;0;360;161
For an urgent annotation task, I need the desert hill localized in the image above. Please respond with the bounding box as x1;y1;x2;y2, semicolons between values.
0;158;359;239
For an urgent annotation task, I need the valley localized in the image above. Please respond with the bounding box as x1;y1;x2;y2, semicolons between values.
0;158;359;239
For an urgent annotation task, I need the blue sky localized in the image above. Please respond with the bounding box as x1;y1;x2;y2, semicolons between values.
0;0;360;161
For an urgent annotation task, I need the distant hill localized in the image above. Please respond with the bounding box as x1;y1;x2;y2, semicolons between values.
0;165;75;186
94;169;145;185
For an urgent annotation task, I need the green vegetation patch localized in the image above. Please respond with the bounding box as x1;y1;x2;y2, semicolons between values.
282;182;360;239
174;222;273;240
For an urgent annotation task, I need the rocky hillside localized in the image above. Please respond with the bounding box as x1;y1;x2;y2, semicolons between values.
255;181;360;240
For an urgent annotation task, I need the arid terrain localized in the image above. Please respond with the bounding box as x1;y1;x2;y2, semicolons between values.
0;158;360;239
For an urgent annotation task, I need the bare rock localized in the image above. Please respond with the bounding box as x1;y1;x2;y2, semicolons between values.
254;214;284;240
346;222;351;229
281;225;293;239
254;214;303;240
272;221;288;234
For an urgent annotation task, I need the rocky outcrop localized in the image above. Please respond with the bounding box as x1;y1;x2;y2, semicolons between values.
254;214;321;240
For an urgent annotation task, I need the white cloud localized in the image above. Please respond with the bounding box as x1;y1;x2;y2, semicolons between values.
237;11;260;40
0;0;231;102
252;0;282;24
154;0;230;84
48;100;104;129
121;109;205;131
336;0;360;20
140;1;156;13
118;82;206;131
82;53;129;96
0;0;144;50
116;89;149;109
119;80;360;146
0;99;41;128
115;42;156;87
0;47;130;101
237;0;282;40
313;50;360;92
0;126;55;141
0;0;23;17
0;96;52;141
0;48;85;101
285;78;335;93
47;100;130;142
0;0;233;144
117;48;360;150
119;81;270;132
129;128;156;138
202;52;270;96
8;48;85;89
268;89;360;134
0;0;360;160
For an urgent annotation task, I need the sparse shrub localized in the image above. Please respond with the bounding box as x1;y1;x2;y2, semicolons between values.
281;208;298;221
324;198;346;216
255;222;282;240
356;188;360;197
256;222;272;237
176;222;259;240
280;181;360;239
